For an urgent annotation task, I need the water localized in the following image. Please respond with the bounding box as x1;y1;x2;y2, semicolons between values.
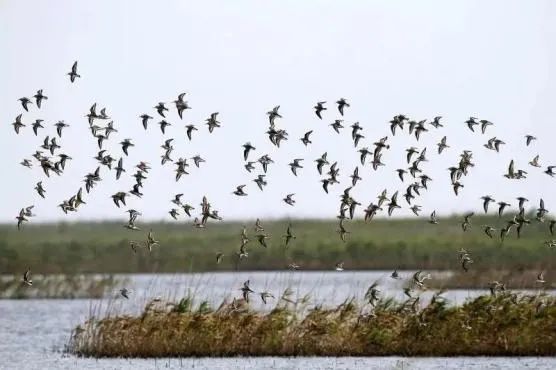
0;271;554;370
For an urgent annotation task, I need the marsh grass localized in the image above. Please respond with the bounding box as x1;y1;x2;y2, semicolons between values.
70;292;556;357
0;274;126;299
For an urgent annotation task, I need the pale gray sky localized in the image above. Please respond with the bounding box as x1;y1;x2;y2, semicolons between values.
1;0;555;223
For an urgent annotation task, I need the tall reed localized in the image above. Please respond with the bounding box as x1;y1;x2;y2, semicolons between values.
70;291;556;357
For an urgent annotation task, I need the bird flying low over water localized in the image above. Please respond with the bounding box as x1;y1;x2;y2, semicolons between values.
282;224;296;247
120;288;130;299
146;230;159;251
260;291;274;304
460;250;473;272
429;210;438;224
22;268;33;286
483;225;496;239
536;271;546;284
461;212;474;232
254;218;264;233
336;219;350;242
129;241;142;254
241;280;254;302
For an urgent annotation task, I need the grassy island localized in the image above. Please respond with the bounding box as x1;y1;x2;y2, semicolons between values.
70;292;556;357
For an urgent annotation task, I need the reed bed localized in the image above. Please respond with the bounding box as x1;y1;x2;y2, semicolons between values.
70;292;556;357
0;274;125;299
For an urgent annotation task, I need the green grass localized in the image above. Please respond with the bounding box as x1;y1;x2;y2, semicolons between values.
0;213;554;274
69;291;556;357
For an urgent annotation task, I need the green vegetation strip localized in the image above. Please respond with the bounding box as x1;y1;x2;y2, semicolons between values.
1;214;554;274
70;293;555;357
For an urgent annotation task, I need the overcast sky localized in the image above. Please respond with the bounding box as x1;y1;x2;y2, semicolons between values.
1;0;555;223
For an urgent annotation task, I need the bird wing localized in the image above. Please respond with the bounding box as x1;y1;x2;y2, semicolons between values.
391;191;398;203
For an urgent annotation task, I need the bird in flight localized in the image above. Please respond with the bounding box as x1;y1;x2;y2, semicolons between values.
314;101;326;119
22;268;33;286
34;89;48;108
68;61;80;82
120;288;130;299
336;98;350;116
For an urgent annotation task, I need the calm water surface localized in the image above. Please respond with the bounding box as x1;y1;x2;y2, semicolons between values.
0;271;554;369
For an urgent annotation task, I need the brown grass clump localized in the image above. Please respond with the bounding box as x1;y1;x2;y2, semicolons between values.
70;292;556;357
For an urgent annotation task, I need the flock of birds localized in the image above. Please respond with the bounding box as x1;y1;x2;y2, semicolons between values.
10;61;555;305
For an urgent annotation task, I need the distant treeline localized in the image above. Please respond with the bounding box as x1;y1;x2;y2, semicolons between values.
0;214;554;274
